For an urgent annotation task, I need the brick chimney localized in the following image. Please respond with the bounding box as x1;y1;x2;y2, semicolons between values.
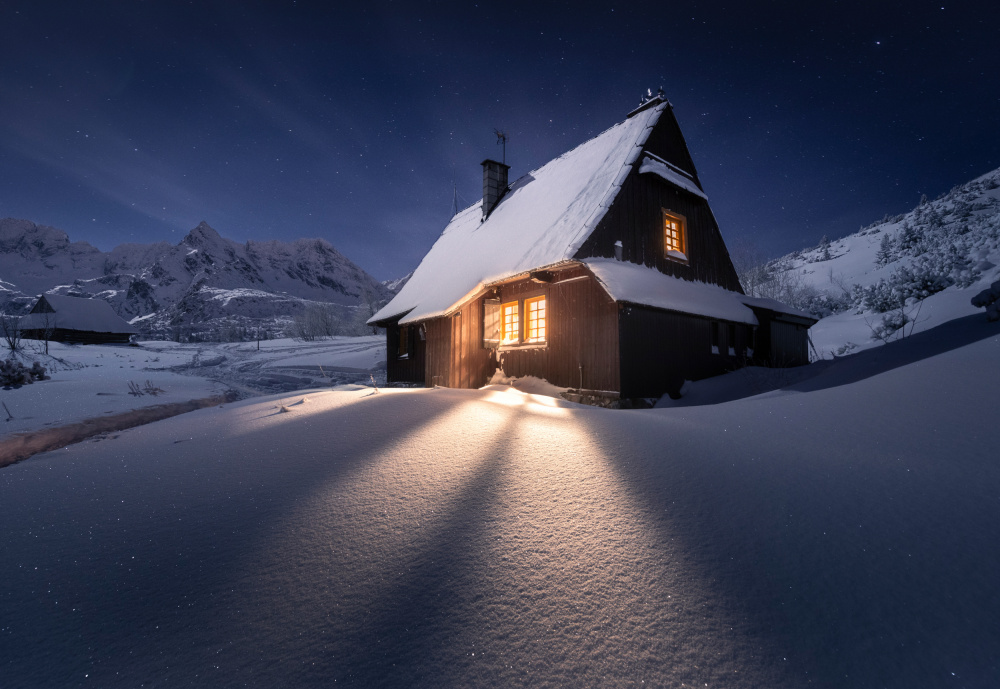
481;159;510;219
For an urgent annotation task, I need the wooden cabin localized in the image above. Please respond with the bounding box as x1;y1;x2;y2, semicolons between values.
19;294;138;344
370;94;816;402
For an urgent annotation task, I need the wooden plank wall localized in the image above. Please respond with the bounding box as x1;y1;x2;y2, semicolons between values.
577;171;743;293
424;317;451;387
575;106;743;293
618;305;751;398
385;322;426;384
495;268;620;393
769;320;810;367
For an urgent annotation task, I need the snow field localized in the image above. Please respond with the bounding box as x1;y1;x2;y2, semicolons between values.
2;324;998;687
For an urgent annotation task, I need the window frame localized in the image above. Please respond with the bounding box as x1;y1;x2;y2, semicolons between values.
523;295;547;344
500;300;520;345
662;209;688;263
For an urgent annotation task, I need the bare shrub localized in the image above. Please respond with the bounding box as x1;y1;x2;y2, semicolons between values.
1;314;23;354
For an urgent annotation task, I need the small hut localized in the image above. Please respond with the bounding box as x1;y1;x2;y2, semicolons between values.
19;294;137;344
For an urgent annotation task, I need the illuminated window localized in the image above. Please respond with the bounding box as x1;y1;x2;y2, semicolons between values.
524;296;546;343
663;210;687;260
501;301;520;344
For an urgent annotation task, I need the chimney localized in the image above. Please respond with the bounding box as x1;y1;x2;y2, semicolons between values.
481;159;510;219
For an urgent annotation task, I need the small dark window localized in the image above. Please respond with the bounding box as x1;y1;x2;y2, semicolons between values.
727;323;736;356
397;325;410;359
710;321;719;353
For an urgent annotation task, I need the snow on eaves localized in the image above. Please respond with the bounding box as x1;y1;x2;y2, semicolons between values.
638;156;708;200
584;258;757;324
739;294;817;322
370;103;666;326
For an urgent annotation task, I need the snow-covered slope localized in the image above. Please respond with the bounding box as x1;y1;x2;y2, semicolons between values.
0;219;391;337
758;167;1000;355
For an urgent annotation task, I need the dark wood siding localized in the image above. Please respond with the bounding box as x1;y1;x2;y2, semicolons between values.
20;328;132;345
744;307;814;368
618;305;746;398
577;170;742;292
769;320;810;367
424;317;451;387
422;268;619;392
495;268;620;393
575;105;743;293
640;105;700;183
385;320;425;384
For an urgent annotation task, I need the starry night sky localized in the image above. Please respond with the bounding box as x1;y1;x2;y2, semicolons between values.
2;1;996;280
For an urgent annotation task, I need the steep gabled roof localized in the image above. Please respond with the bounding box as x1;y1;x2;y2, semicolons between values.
371;101;666;325
21;294;137;334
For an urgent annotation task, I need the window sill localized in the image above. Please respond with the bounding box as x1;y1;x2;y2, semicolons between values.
499;342;548;351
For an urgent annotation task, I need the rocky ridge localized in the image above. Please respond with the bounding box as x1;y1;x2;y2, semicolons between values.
0;219;392;339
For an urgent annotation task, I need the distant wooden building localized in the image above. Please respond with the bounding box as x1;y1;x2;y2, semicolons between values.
370;94;816;401
19;294;137;344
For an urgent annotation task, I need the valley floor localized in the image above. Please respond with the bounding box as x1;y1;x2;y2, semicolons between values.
2;317;998;687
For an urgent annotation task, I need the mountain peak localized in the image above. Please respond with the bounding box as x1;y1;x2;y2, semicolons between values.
182;221;222;246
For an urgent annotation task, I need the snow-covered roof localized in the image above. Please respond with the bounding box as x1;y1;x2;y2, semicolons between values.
584;259;758;324
371;102;666;325
21;294;138;334
739;294;817;322
638;155;708;200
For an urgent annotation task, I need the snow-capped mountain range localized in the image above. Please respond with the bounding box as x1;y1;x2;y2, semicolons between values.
0;219;392;338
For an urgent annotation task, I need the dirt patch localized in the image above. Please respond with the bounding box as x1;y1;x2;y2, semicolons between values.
0;391;238;468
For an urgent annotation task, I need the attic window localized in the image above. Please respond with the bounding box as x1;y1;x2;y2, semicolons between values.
524;296;546;343
501;301;520;344
663;210;688;262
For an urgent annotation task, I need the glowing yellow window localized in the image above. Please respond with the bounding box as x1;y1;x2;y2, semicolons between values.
524;296;546;343
501;301;520;344
663;210;687;259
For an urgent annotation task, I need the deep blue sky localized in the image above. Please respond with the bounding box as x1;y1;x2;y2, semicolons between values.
2;1;996;280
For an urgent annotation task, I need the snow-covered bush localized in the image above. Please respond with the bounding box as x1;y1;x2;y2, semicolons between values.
971;279;1000;322
870;310;911;342
0;359;48;387
793;288;853;319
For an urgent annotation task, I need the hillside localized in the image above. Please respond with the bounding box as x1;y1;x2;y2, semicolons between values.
751;167;1000;356
0;219;391;339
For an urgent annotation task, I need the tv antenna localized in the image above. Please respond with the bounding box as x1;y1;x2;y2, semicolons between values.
494;128;509;164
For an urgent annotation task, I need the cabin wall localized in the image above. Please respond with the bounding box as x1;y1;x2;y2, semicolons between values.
768;319;810;367
385;320;426;384
618;305;752;399
20;328;132;345
495;268;620;393
640;106;700;182
574;106;742;293
422;300;493;389
744;307;813;368
423;317;451;387
577;169;743;292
